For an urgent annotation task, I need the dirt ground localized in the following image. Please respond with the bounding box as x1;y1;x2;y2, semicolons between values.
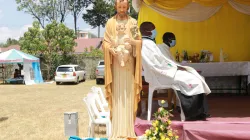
0;80;106;140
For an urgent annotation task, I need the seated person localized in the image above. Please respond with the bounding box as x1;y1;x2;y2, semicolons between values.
14;69;21;78
17;63;24;78
140;21;211;121
157;32;176;61
157;32;178;106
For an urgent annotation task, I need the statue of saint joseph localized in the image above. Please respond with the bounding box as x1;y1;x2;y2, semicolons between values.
102;0;142;139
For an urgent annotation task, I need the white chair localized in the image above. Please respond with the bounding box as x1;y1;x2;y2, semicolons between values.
147;85;185;121
83;97;111;137
91;86;108;108
142;71;185;121
87;92;110;118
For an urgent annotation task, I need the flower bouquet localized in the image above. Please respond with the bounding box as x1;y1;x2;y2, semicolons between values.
144;101;179;140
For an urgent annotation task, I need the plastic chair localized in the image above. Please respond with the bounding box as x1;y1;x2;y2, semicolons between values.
87;92;110;118
91;86;108;108
83;97;111;137
147;85;185;121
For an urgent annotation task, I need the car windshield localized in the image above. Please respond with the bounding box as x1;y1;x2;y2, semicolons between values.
99;61;104;65
57;67;73;72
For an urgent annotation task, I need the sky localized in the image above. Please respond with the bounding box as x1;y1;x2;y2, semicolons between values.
0;0;105;43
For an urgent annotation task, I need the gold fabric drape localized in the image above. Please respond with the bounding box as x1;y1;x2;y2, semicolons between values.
144;0;192;10
143;0;250;10
234;0;250;5
194;0;227;6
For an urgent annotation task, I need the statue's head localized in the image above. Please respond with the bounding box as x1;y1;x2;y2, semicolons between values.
115;0;129;18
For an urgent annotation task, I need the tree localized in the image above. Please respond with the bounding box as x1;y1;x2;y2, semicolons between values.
82;46;103;58
16;0;69;28
0;38;20;48
128;0;138;19
19;21;76;80
82;0;113;37
0;43;4;47
5;38;19;46
19;21;46;55
90;48;103;58
68;0;92;35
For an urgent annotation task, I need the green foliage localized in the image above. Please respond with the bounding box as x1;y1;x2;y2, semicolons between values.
82;0;113;28
68;0;92;34
0;43;4;47
0;38;19;48
82;47;103;58
19;21;46;55
82;0;113;37
128;0;138;19
19;21;76;80
16;0;69;28
144;104;179;140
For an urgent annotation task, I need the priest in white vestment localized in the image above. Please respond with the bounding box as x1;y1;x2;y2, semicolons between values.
158;32;176;62
140;22;211;121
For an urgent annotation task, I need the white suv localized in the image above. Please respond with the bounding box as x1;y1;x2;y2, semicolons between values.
55;65;86;85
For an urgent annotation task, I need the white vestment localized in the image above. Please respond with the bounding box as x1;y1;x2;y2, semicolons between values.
157;43;175;61
157;43;176;94
142;38;211;96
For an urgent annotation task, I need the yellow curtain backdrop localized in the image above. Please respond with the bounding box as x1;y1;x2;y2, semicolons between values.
194;0;227;6
234;0;250;5
138;2;250;61
143;0;250;10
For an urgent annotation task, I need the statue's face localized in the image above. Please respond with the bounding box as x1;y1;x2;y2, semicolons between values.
115;0;129;17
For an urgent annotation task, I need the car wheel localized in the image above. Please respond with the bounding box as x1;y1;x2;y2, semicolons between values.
75;77;79;84
56;82;60;85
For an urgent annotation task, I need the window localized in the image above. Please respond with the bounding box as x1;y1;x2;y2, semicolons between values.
75;67;78;71
57;67;73;72
99;61;104;65
75;66;82;71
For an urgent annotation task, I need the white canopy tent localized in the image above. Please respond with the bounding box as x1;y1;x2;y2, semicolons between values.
0;49;43;85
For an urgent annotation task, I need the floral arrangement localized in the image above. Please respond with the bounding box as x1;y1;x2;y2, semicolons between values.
175;51;180;62
181;50;189;61
144;100;179;140
200;50;213;63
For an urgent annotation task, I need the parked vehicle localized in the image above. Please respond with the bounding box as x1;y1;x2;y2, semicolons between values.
96;60;104;84
55;65;86;85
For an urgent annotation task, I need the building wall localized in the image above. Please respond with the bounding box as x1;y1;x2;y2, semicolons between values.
75;56;103;79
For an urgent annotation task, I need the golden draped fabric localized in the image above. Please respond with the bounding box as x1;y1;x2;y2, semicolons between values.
143;0;250;10
234;0;250;5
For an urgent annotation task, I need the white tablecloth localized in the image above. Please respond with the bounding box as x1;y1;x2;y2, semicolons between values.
182;62;250;84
